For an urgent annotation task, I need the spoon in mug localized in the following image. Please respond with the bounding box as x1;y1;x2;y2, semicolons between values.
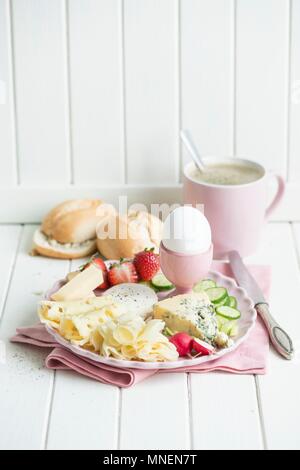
180;129;206;172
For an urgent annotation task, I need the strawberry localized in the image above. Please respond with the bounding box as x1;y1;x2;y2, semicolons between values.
133;248;160;281
108;260;138;286
83;256;108;289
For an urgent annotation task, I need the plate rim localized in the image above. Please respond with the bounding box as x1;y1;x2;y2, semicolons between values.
43;268;257;370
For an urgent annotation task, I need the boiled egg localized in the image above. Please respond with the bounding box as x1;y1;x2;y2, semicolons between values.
162;206;211;254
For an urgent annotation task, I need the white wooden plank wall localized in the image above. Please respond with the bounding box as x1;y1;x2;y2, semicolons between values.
0;0;16;185
235;0;290;175
68;0;125;185
181;0;234;164
289;0;300;182
0;0;299;218
10;0;70;185
124;0;179;184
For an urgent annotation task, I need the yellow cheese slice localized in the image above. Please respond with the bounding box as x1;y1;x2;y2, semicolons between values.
51;263;103;301
38;295;123;329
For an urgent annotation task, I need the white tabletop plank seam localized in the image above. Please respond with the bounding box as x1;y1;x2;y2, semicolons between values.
62;0;74;185
254;376;268;450
117;388;122;450
187;373;194;450
42;370;56;450
43;259;72;450
0;225;23;324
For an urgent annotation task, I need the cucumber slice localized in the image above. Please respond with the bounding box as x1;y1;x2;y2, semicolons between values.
225;296;238;308
193;279;216;292
217;318;238;336
216;305;241;320
206;287;228;304
139;280;158;292
151;273;174;291
214;296;229;308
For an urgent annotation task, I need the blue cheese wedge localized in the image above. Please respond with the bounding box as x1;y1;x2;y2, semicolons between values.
153;292;217;342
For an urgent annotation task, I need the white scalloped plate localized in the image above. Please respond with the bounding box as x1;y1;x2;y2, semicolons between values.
44;268;256;370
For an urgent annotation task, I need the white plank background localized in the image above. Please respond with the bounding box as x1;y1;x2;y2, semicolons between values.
0;222;299;449
181;0;234;164
0;0;17;186
124;0;179;184
289;0;300;182
68;0;125;185
11;0;69;185
0;0;298;221
235;0;290;175
0;1;299;450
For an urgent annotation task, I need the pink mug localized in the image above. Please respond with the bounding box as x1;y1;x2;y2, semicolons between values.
183;157;285;259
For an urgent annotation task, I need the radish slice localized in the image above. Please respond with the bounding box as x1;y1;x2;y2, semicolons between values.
192;338;215;356
169;333;193;357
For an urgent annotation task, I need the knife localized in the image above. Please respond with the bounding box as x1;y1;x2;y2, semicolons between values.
228;250;294;360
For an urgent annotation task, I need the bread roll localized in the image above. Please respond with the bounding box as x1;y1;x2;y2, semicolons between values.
96;210;163;259
33;199;105;259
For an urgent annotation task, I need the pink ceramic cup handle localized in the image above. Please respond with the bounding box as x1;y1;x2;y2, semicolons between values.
265;173;285;220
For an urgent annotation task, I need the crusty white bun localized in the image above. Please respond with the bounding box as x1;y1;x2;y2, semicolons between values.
96;210;163;259
33;199;106;259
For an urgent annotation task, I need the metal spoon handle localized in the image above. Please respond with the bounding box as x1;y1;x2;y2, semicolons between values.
256;302;294;360
180;129;206;172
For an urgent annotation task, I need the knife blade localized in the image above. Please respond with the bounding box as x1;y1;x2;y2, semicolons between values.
228;250;294;360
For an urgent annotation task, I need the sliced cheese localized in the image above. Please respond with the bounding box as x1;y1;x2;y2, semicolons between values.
153;292;217;342
66;270;80;282
38;295;125;334
51;263;103;301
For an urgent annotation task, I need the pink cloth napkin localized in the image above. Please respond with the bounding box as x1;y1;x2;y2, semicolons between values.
10;262;270;387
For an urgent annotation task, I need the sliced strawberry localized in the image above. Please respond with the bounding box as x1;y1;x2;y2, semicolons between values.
83;256;108;289
133;248;160;281
192;338;215;356
108;260;138;286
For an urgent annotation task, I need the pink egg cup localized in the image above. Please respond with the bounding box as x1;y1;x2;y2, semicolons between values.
159;241;213;297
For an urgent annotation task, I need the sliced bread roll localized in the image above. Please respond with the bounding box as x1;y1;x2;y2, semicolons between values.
33;227;97;259
33;199;105;259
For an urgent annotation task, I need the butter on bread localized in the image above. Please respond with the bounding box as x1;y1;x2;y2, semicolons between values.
33;199;114;259
96;210;163;259
51;263;103;301
153;292;218;342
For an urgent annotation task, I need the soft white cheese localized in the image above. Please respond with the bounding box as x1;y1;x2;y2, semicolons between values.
105;283;158;318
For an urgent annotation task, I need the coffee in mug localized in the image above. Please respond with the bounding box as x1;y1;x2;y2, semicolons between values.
183;157;285;259
190;162;263;186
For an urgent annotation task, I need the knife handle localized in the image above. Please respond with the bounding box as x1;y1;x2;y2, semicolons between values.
256;303;294;360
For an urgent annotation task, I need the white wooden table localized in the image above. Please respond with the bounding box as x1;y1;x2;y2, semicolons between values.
0;222;300;450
